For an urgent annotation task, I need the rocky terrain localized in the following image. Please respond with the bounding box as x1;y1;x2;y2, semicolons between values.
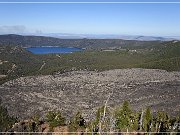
0;68;180;120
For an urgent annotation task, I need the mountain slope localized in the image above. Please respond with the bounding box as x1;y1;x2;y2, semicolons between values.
0;40;180;83
0;34;162;49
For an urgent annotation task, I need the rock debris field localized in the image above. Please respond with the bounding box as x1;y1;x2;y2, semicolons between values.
0;68;180;120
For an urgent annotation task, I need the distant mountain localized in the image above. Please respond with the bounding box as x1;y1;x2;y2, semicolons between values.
0;34;163;49
133;36;174;41
34;33;176;41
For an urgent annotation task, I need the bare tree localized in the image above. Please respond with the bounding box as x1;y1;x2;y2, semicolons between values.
99;89;113;135
139;109;144;131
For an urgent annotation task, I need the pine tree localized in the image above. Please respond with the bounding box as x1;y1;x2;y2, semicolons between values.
0;105;17;132
143;107;153;132
130;112;140;131
155;111;170;133
115;101;132;131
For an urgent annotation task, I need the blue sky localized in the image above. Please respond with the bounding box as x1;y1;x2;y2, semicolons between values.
0;0;180;36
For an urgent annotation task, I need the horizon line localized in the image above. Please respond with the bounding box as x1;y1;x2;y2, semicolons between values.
1;33;180;38
0;1;180;4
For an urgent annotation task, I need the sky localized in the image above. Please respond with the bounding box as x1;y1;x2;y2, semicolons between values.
0;0;180;36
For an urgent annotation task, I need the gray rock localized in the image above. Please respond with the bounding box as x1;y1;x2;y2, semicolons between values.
0;68;180;120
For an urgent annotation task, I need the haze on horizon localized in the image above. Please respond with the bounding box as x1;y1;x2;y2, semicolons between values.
0;0;180;37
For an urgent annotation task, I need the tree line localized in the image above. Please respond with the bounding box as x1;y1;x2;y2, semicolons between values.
1;101;180;134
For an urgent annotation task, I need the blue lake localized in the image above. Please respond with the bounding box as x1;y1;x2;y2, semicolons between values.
26;47;82;54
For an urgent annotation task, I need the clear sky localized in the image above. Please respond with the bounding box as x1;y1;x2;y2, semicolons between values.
0;0;180;36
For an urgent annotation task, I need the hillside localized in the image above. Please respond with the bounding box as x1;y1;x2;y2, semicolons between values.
0;46;43;84
0;34;162;49
0;40;180;84
0;36;180;133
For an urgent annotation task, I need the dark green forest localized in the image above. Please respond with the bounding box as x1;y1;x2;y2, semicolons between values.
0;40;180;84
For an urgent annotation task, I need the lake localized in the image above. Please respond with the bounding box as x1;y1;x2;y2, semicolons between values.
26;47;82;54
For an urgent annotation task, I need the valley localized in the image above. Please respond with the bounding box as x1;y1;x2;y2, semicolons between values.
0;35;180;133
1;1;180;133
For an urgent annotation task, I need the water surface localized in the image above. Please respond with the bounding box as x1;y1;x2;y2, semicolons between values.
26;47;82;54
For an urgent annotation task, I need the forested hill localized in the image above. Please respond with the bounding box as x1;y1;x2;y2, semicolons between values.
0;34;162;49
0;40;180;85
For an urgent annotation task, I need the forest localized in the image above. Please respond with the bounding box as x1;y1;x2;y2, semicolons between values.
0;40;180;84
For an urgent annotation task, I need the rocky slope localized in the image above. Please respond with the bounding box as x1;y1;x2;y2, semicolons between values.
0;68;180;120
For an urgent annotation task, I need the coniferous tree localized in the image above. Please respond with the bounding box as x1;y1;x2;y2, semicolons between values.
156;111;170;133
0;104;17;132
115;101;132;131
130;112;140;131
143;107;153;132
